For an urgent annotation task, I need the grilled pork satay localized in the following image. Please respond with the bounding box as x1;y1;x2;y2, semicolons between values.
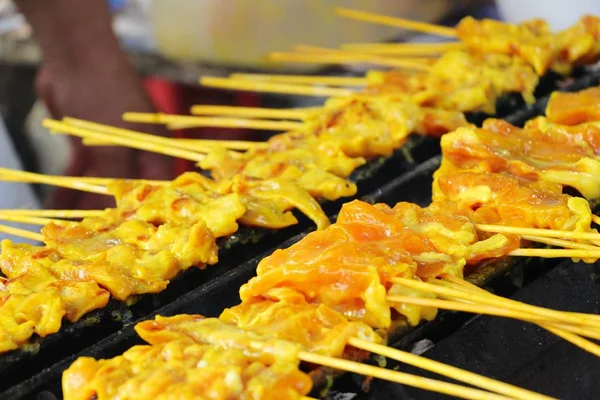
437;118;600;199
108;173;247;238
63;316;312;400
239;200;517;328
525;117;600;156
0;212;218;352
456;15;600;75
110;172;330;231
1;217;218;302
432;172;596;234
220;292;381;358
314;95;470;147
200;95;468;196
545;86;600;126
0;262;109;353
369;52;538;115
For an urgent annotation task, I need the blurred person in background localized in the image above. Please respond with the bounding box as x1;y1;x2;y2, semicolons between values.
5;0;172;212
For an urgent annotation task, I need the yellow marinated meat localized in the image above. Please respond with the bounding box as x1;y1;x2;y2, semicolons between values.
414;51;539;114
240;200;515;329
41;218;218;300
456;15;600;75
552;15;600;74
545;86;600;126
63;339;311;400
437;119;600;199
220;292;381;357
366;52;538;115
431;172;596;235
230;177;331;230
457;16;555;75
525;117;600;156
108;173;246;238
200;144;361;203
313;95;468;156
0;262;109;352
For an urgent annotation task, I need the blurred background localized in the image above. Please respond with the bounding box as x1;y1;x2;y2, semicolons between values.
0;0;595;202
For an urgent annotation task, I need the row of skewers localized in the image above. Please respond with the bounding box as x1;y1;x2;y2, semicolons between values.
1;8;600;399
59;85;600;400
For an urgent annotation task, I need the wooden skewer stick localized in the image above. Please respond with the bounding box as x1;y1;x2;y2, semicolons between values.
0;215;65;226
443;277;600;355
509;248;600;259
57;176;170;186
0;167;109;195
0;223;44;242
230;73;370;87
45;119;206;163
84;137;269;152
298;351;513;400
476;224;600;242
0;209;106;218
544;325;600;358
592;215;600;226
123;112;305;132
348;338;552;400
442;276;600;324
386;294;600;339
190;105;317;120
268;51;432;70
335;7;457;38
521;234;600;250
387;295;560;325
200;77;356;97
341;41;464;55
392;277;600;328
62;117;215;154
277;45;432;71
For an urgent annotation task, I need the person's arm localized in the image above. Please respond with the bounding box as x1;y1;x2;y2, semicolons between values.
15;0;173;208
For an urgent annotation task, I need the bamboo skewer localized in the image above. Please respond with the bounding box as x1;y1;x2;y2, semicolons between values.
0;215;65;226
341;41;464;55
0;167;170;191
348;338;553;400
520;235;600;250
442;276;600;325
200;77;355;97
298;351;513;400
122;112;305;132
386;294;600;339
62;117;215;154
44;119;206;163
0;167;109;195
272;45;432;71
442;277;600;356
335;7;457;38
82;137;269;152
544;325;600;358
230;73;370;87
392;277;600;328
509;248;600;259
0;209;106;218
0;223;44;242
387;295;560;325
476;224;600;242
190;104;316;120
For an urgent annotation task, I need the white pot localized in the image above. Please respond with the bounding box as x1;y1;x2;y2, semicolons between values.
149;0;458;70
496;0;598;31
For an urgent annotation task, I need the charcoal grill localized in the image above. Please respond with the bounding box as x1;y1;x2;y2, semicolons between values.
2;69;600;400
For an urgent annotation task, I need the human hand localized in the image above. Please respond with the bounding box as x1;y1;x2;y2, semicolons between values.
37;59;174;209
